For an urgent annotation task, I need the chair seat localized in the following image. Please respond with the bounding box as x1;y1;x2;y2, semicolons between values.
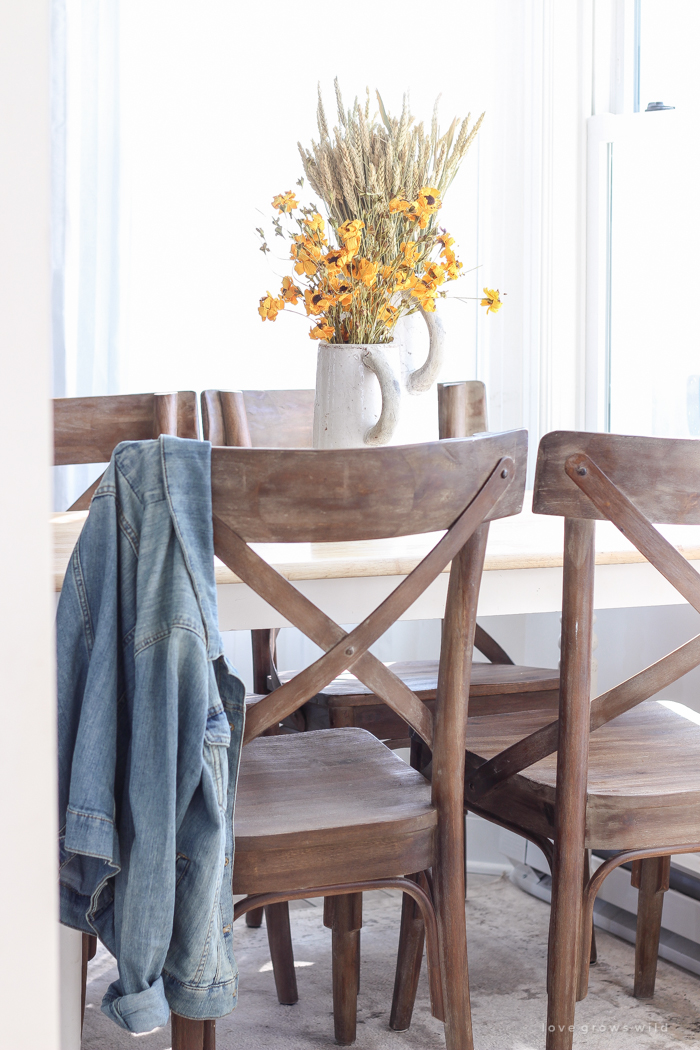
232;728;436;894
464;701;700;850
278;660;559;739
282;659;559;703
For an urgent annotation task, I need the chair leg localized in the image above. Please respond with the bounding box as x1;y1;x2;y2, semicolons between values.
171;1013;211;1050
265;901;299;1004
576;850;597;1001
80;933;97;1033
546;844;586;1049
390;875;425;1032
246;907;264;928
324;893;362;1045
632;856;670;999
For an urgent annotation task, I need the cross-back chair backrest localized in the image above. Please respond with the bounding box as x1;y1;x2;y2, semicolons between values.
204;383;506;672
54;391;198;510
201;389;315;449
468;430;700;802
211;432;527;758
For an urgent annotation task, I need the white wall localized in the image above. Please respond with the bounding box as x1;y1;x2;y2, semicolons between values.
115;0;492;398
0;2;61;1048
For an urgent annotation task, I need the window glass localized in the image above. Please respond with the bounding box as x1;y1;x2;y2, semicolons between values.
607;1;700;437
639;0;700;113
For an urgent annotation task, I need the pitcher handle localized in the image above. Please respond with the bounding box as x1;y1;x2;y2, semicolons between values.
362;348;400;446
405;307;446;394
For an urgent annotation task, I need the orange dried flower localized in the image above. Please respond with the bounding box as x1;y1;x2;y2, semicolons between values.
280;276;301;304
346;257;378;287
304;288;335;316
401;240;421;265
302;212;326;236
258;291;285;321
337;219;364;256
309;319;334;340
272;190;298;213
481;288;503;314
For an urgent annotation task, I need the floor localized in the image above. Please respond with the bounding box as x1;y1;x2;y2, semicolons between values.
82;874;700;1049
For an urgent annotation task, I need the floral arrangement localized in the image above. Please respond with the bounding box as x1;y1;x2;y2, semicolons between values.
257;82;502;344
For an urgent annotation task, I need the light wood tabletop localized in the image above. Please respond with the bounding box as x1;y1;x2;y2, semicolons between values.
52;494;700;592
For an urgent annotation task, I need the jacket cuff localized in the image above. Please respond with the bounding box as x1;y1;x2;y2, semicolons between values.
101;976;170;1034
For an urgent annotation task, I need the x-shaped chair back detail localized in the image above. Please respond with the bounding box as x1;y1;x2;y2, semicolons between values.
211;433;527;750
469;431;700;799
55;391;199;509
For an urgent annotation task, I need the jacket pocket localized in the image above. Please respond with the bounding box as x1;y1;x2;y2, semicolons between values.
204;707;230;809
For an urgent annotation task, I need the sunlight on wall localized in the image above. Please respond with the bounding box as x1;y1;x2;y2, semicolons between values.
116;0;491;396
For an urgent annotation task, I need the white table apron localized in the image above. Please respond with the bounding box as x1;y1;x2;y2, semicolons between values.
216;560;700;631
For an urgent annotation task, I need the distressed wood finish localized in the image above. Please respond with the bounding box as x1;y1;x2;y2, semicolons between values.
54;390;198;464
546;517;595;1046
631;856;671;999
459;431;700;1050
264;901;299;1005
212;517;435;745
171;1014;216;1050
211;435;526;1050
534;430;700;523
437;380;488;439
390;873;429;1032
232;730;437;892
201;388;314;449
324;893;363;1045
464;701;700;846
202;384;554;1038
55;390;198;511
431;526;489;1048
210;434;526;544
226;453;516;743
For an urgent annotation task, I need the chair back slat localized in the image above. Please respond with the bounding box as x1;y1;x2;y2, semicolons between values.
210;431;527;544
54;391;198;465
534;430;700;523
438;381;487;439
201;389;314;448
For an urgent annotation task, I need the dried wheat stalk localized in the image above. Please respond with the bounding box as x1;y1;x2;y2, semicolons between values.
298;79;484;242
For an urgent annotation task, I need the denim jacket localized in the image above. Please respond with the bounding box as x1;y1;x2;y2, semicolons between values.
57;436;246;1034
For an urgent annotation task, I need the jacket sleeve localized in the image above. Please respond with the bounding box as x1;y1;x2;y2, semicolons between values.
100;625;225;1033
58;485;126;920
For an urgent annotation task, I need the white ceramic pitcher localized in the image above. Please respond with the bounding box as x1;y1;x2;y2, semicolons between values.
312;308;446;450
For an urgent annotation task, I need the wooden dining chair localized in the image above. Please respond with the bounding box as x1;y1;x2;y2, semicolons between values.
56;389;198;1036
201;385;558;1019
170;430;528;1050
55;390;199;510
439;430;700;1050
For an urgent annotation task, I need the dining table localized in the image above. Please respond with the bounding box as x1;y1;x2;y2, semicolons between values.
53;493;700;624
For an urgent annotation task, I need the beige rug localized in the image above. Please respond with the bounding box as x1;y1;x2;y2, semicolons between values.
82;875;700;1049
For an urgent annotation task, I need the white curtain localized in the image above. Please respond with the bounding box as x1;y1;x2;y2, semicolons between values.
52;0;121;509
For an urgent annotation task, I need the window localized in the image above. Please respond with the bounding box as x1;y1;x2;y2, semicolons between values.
587;0;700;437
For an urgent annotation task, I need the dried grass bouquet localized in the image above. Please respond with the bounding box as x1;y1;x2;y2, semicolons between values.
257;81;502;344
